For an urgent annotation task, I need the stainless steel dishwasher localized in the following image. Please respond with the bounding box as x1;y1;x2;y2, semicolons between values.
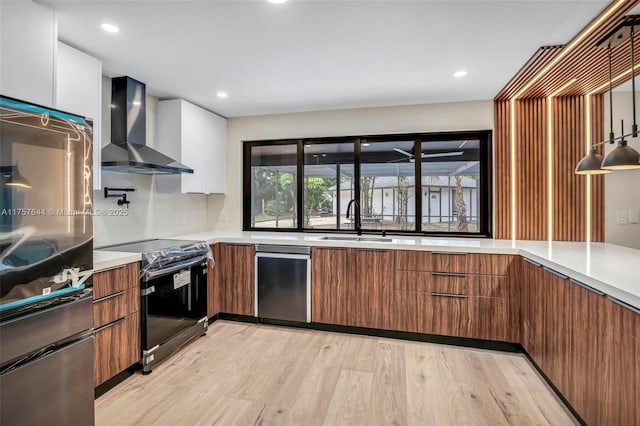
255;245;311;323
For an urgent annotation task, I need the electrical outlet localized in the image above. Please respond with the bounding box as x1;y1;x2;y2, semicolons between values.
629;210;640;224
617;210;627;225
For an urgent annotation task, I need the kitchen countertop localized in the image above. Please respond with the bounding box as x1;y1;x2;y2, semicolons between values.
93;250;141;272
94;231;640;310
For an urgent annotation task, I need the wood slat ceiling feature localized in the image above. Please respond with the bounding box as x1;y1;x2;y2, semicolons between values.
523;32;640;98
495;46;564;101
495;0;640;101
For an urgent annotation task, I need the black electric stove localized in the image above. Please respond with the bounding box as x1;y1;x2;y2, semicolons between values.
99;239;211;373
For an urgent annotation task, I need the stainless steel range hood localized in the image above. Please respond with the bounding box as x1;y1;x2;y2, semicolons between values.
101;76;194;175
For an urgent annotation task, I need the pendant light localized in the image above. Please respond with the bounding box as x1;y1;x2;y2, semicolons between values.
575;45;614;174
0;164;32;189
575;148;609;174
601;25;640;170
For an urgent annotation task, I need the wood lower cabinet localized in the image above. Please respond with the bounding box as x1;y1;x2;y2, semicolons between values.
468;296;509;341
311;247;352;325
93;262;140;387
391;251;516;342
311;247;393;329
395;250;513;276
93;313;140;386
520;258;639;425
208;243;255;317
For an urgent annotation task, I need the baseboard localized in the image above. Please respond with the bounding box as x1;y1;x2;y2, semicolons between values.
520;348;587;426
94;368;134;399
211;313;520;352
311;322;522;353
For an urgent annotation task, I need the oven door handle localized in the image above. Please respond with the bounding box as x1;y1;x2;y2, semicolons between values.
143;256;207;281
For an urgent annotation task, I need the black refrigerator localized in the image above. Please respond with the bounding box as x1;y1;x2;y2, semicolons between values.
0;96;95;425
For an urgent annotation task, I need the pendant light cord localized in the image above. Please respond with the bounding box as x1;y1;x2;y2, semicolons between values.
631;26;638;137
608;44;615;143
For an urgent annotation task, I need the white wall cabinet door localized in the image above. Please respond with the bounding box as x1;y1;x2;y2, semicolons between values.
180;101;207;193
0;1;56;107
55;43;102;190
156;99;226;194
205;112;227;194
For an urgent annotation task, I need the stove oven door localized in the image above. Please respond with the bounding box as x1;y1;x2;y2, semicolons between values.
140;260;207;351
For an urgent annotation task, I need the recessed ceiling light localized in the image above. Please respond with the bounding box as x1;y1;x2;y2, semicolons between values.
362;143;371;147
267;0;288;4
101;23;119;33
453;70;468;78
305;144;311;147
216;91;228;99
322;153;327;157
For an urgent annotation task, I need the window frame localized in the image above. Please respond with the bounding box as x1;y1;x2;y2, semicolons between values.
243;130;493;237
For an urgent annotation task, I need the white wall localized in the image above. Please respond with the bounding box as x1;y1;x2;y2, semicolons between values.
207;100;493;231
93;77;208;246
604;90;640;249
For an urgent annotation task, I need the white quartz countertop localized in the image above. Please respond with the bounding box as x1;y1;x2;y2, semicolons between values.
94;231;640;310
93;250;141;272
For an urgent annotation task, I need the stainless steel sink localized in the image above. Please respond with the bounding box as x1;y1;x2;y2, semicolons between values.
319;236;392;243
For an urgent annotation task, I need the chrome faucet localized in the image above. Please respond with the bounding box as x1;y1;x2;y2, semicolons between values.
346;199;362;236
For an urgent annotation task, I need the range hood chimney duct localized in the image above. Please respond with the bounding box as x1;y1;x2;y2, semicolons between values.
101;76;194;175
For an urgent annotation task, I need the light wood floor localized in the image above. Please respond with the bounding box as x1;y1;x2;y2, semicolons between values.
96;321;577;426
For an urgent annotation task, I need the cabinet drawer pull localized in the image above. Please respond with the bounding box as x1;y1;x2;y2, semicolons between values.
569;279;605;296
94;289;127;303
356;248;388;252
608;296;640;314
431;272;468;278
543;267;568;280
432;251;466;255
94;317;125;332
523;258;542;267
431;292;468;298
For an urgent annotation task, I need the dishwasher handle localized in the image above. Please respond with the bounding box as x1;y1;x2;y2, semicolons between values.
256;245;311;256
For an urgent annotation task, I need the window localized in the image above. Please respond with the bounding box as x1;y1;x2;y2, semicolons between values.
247;142;298;229
303;141;354;230
243;131;492;236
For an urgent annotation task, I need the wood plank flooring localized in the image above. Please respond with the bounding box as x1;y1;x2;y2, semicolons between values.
95;321;577;426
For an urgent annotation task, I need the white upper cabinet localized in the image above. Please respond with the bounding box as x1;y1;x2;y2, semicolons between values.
205;112;227;194
55;43;103;190
156;99;227;194
0;1;56;107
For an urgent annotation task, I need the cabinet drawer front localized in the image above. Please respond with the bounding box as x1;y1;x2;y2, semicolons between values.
395;271;472;295
394;250;431;271
93;263;139;299
469;254;513;276
475;276;509;298
393;291;469;336
94;313;140;386
93;287;140;329
431;252;468;273
468;297;509;341
392;291;427;333
425;292;469;337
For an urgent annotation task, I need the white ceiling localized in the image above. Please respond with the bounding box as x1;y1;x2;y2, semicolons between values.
42;0;610;117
